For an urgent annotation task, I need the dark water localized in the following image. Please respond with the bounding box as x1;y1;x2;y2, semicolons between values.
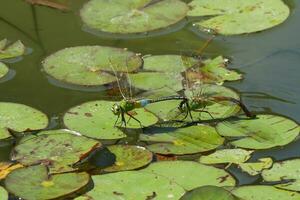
0;0;299;187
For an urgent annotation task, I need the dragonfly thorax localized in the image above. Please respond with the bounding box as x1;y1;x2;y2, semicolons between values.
111;100;136;115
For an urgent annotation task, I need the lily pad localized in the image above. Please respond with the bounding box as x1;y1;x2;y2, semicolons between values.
103;145;153;172
0;162;23;180
0;186;8;200
11;129;101;174
0;102;49;141
180;185;241;200
216;114;300;149
76;170;185;200
0;62;9;79
188;0;290;35
42;46;142;86
239;157;273;176
129;71;183;91
80;0;188;34
262;159;300;192
232;185;300;200
5;165;90;200
0;39;25;59
141;125;224;155
141;161;236;190
64;100;158;139
199;149;253;165
146;84;241;121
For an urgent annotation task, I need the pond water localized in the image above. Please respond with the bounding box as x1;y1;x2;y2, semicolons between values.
0;0;299;192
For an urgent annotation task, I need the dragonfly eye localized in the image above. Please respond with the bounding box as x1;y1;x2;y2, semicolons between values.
111;104;121;115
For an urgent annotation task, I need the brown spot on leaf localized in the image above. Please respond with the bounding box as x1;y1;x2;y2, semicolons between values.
146;192;157;200
67;111;78;115
84;113;93;117
113;191;124;196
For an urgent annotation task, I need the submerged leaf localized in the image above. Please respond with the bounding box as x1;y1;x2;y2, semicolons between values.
0;62;9;79
199;149;253;165
262;159;300;192
76;170;185;200
11;129;101;174
141;161;236;190
42;46;142;86
0;39;26;59
0;162;23;180
239;157;273;176
188;0;290;35
80;0;188;34
5;165;90;200
216;114;300;149
0;186;8;200
141;125;224;155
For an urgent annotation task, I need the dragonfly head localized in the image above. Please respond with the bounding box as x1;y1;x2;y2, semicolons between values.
111;103;121;115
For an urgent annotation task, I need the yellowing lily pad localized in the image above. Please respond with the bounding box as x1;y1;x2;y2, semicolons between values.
232;185;300;200
0;39;25;59
0;186;8;200
64;100;158;139
199;149;253;165
141;161;236;190
0;162;23;180
0;62;9;79
42;46;142;86
262;159;300;192
141;125;224;155
5;165;90;200
188;0;290;35
80;0;188;34
76;170;185;200
103;145;153;172
216;114;300;149
11;129;101;174
180;185;241;200
239;157;273;176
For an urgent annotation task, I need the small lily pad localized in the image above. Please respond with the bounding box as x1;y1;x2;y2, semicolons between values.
180;185;241;200
80;0;188;34
64;100;158;139
262;159;300;192
0;186;8;200
42;46;142;86
5;165;90;200
76;170;185;200
216;114;300;149
0;102;49;141
188;0;290;35
232;185;300;200
199;149;253;165
129;72;183;91
0;162;23;180
141;161;236;190
141;125;224;155
239;157;273;176
0;39;25;59
0;62;9;79
11;129;101;174
103;145;153;172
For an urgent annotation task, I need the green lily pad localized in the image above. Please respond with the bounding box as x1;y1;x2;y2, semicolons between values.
0;102;49;141
188;0;290;35
262;159;300;192
42;46;142;86
103;145;153;172
199;149;253;165
76;170;185;200
216;114;300;149
0;62;9;79
232;186;300;200
11;129;101;174
5;165;90;200
0;186;8;200
146;84;241;121
0;39;26;59
80;0;188;34
141;161;236;190
129;72;183;91
64;100;157;139
180;185;241;200
239;157;273;176
141;125;224;155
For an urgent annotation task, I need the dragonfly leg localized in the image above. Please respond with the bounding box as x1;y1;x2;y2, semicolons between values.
126;112;143;128
121;110;127;128
186;103;194;121
114;113;120;127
